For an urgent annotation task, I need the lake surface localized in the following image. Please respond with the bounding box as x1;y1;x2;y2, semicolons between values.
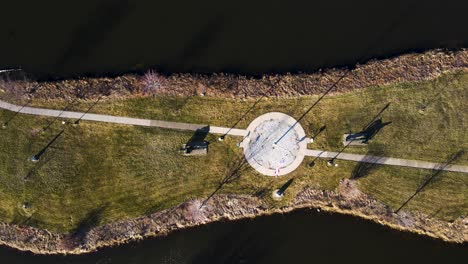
0;0;467;79
0;0;467;263
1;209;467;264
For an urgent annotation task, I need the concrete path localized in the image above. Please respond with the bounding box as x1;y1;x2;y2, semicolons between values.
1;99;466;174
0;100;248;136
305;149;468;173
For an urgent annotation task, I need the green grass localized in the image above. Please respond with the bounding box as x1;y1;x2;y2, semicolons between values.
358;166;467;219
0;72;466;232
29;71;468;164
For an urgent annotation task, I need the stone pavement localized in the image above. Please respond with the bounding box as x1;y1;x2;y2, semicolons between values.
241;112;308;176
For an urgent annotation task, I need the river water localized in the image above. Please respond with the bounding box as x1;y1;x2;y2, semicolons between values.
1;210;467;263
0;0;467;79
0;0;467;263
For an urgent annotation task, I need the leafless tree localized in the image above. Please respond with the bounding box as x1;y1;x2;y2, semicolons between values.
140;70;166;94
185;200;207;222
0;77;26;101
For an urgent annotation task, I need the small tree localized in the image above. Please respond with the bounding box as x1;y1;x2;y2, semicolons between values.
185;200;206;222
0;78;26;101
140;70;166;95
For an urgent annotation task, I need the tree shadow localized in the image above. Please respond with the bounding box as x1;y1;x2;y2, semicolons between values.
252;188;269;198
70;205;108;245
395;150;465;213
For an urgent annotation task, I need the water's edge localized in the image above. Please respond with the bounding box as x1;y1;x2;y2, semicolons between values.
0;180;465;255
0;50;467;255
2;49;467;102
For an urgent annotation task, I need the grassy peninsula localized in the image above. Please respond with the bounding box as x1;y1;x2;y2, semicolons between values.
0;72;466;235
0;50;466;254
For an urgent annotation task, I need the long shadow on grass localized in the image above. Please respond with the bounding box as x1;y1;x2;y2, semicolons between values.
1;84;39;126
394;150;465;214
330;103;391;164
70;205;108;245
30;130;64;161
200;155;252;208
351;144;387;179
312;125;327;140
23;150;58;181
220;79;280;139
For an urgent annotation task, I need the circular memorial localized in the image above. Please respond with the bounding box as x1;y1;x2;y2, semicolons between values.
241;112;307;176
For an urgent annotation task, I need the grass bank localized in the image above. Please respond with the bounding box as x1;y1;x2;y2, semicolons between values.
0;72;466;233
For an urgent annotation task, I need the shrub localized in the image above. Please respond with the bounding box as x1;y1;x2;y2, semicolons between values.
140;70;166;95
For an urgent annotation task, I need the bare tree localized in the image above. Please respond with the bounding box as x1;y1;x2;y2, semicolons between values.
185;200;207;222
140;70;166;95
0;77;26;101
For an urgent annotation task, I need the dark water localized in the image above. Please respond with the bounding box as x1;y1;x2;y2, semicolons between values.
0;0;467;263
1;210;466;264
0;0;467;79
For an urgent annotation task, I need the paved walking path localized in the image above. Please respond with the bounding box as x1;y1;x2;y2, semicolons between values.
1;99;466;174
304;149;468;173
0;100;248;136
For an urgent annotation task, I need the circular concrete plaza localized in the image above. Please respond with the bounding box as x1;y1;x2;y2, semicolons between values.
241;112;307;176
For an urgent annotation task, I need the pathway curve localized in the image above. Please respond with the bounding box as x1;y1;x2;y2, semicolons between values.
1;99;467;174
